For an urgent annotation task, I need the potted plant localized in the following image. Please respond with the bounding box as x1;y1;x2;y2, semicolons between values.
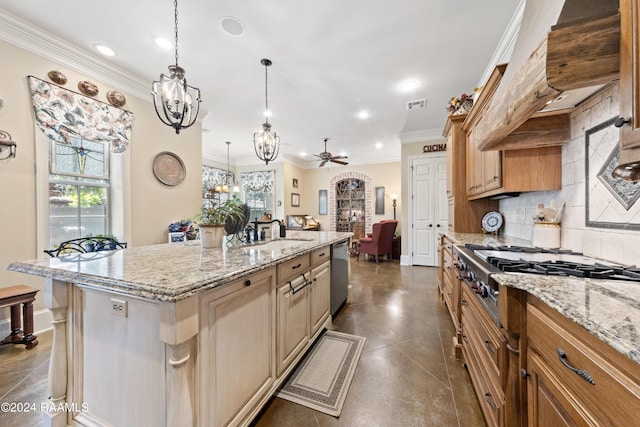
196;197;245;248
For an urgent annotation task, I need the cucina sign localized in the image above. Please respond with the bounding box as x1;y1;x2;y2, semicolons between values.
423;143;446;153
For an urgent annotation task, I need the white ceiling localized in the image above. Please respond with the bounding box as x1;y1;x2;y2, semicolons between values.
0;0;521;167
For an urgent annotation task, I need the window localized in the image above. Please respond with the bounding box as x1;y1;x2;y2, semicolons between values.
240;171;275;221
49;136;110;247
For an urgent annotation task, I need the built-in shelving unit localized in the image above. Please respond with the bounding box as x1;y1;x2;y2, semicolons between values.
335;178;365;232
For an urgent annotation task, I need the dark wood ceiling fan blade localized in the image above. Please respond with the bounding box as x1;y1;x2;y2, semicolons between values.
332;155;348;159
330;159;348;165
319;160;327;167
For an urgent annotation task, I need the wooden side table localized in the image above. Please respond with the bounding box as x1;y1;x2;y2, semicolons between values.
392;236;401;260
0;285;39;349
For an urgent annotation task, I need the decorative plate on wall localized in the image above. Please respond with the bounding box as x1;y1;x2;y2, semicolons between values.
106;90;126;108
47;70;67;85
152;151;186;186
78;80;99;97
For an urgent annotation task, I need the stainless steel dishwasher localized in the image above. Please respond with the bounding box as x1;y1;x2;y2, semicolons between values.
330;239;349;316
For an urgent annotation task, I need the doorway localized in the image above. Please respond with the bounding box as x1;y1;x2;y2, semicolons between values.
409;154;447;266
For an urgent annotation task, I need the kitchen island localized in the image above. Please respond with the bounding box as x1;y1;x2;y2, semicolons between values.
8;231;351;427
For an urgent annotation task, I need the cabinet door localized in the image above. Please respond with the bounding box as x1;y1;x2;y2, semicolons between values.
527;350;590;426
277;274;310;376
309;261;331;338
620;0;640;149
466;127;479;196
201;270;276;427
484;150;502;191
446;127;454;196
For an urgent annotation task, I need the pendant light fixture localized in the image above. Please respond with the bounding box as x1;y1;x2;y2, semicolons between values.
152;0;201;134
253;58;280;165
225;140;240;193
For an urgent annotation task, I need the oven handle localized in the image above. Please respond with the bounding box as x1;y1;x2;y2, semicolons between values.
461;299;469;307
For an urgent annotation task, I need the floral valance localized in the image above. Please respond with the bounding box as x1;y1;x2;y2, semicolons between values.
240;170;274;192
28;76;133;153
202;165;234;193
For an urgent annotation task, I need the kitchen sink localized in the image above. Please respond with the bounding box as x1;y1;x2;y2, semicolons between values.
243;239;310;252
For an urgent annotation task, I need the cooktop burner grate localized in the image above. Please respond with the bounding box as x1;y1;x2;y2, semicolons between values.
485;256;640;282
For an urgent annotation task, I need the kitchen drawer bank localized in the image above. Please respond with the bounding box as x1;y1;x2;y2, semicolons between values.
439;231;640;427
7;231;351;427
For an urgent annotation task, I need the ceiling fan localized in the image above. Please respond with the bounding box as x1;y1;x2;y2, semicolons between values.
313;138;348;167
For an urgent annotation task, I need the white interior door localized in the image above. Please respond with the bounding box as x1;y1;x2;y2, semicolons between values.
411;155;447;266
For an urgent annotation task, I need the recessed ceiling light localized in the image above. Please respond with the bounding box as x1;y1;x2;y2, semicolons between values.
154;37;172;50
94;44;115;57
299;151;307;156
264;110;272;117
358;110;370;119
400;79;419;92
375;142;384;149
220;17;245;37
340;151;347;157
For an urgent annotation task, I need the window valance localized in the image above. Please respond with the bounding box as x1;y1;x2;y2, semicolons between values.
240;170;274;192
202;165;233;193
28;76;133;153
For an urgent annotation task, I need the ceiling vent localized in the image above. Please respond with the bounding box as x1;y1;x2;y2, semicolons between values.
406;99;426;110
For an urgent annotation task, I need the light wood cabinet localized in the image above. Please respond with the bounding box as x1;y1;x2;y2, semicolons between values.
461;284;506;427
525;297;640;427
199;268;276;427
464;64;562;200
438;234;462;358
443;115;497;233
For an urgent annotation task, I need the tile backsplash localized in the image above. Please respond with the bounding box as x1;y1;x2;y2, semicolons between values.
499;82;640;266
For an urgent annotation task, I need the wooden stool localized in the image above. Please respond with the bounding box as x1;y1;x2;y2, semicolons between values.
0;285;39;349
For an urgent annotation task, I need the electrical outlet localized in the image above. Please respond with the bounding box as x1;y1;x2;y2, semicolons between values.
110;298;127;317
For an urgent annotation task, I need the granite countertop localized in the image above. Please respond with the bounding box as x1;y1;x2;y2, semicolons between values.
441;231;640;364
494;273;640;364
7;231;352;303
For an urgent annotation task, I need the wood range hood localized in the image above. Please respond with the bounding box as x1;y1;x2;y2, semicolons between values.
476;0;620;151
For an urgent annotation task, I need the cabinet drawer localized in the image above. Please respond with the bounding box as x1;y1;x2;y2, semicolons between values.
527;301;640;426
277;254;310;283
461;286;505;385
462;330;504;427
310;246;330;267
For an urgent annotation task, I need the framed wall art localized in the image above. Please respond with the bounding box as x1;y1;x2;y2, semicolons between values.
375;186;385;215
319;189;328;215
585;116;640;230
291;193;300;207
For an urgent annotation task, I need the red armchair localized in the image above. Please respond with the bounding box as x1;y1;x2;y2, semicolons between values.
357;220;398;263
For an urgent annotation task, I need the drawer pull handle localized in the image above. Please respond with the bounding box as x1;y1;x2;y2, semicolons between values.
484;339;496;354
244;280;251;287
484;391;497;411
461;299;469;307
520;369;530;379
462;335;469;344
291;263;302;270
557;348;595;385
318;252;326;257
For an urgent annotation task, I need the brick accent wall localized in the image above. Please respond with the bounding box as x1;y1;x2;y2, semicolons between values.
329;172;373;233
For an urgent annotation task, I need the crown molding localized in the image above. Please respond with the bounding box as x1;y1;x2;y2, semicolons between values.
0;9;151;101
399;128;444;144
477;0;525;87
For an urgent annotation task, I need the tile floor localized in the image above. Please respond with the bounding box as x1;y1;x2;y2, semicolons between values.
0;259;485;427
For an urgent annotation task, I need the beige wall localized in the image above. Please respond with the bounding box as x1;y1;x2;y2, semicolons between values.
299;162;401;232
0;40;202;319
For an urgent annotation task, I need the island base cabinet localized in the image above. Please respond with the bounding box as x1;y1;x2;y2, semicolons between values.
309;261;331;338
277;274;311;376
198;268;276;427
71;288;166;427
